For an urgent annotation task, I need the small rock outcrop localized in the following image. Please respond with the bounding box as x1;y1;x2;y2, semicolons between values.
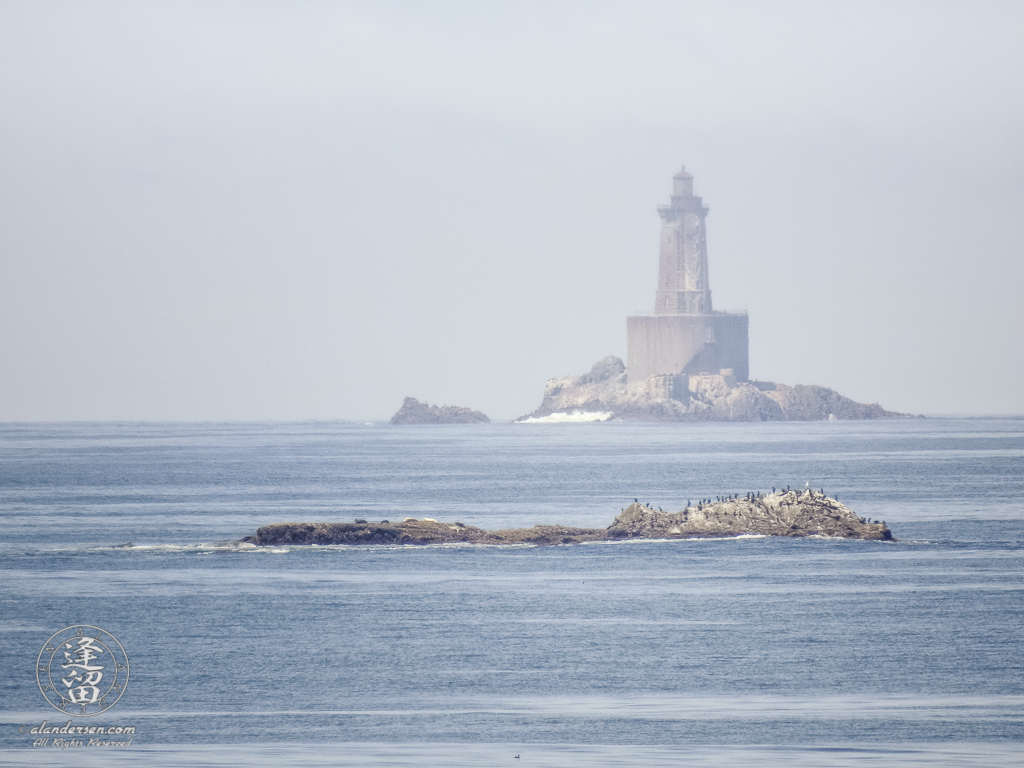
607;492;892;540
390;397;489;425
517;356;909;422
244;492;892;546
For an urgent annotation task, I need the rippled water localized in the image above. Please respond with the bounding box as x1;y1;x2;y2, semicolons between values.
1;419;1022;766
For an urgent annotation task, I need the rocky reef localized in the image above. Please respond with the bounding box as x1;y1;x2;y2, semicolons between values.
244;491;892;546
390;396;489;425
246;519;605;546
607;491;891;540
517;356;909;422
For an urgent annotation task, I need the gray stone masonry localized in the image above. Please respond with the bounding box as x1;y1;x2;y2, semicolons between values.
627;167;749;383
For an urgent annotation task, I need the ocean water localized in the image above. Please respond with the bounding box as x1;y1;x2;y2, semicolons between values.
1;419;1022;766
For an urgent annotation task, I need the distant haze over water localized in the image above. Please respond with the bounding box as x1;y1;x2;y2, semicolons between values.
1;2;1023;420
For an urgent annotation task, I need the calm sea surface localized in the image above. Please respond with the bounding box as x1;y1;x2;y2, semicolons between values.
1;419;1022;766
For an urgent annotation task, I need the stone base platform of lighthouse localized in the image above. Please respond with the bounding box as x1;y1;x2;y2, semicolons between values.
626;311;748;384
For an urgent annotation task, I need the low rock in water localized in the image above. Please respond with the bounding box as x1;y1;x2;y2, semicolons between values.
390;397;490;425
607;492;892;540
244;491;892;546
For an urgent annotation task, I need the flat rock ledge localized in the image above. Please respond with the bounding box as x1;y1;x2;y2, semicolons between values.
244;491;892;546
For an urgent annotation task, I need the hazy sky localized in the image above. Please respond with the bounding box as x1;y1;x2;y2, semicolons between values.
2;1;1022;420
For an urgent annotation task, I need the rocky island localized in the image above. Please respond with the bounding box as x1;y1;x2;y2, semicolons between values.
517;356;908;423
243;490;892;546
512;168;912;423
390;396;489;425
386;169;910;425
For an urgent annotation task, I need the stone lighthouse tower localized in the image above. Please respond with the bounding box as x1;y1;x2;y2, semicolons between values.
655;167;713;315
627;167;748;383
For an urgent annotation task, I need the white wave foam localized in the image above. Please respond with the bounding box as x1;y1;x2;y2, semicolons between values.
517;410;614;423
44;541;262;554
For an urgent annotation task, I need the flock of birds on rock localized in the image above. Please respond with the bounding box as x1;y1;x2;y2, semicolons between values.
627;483;858;515
624;487;887;528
